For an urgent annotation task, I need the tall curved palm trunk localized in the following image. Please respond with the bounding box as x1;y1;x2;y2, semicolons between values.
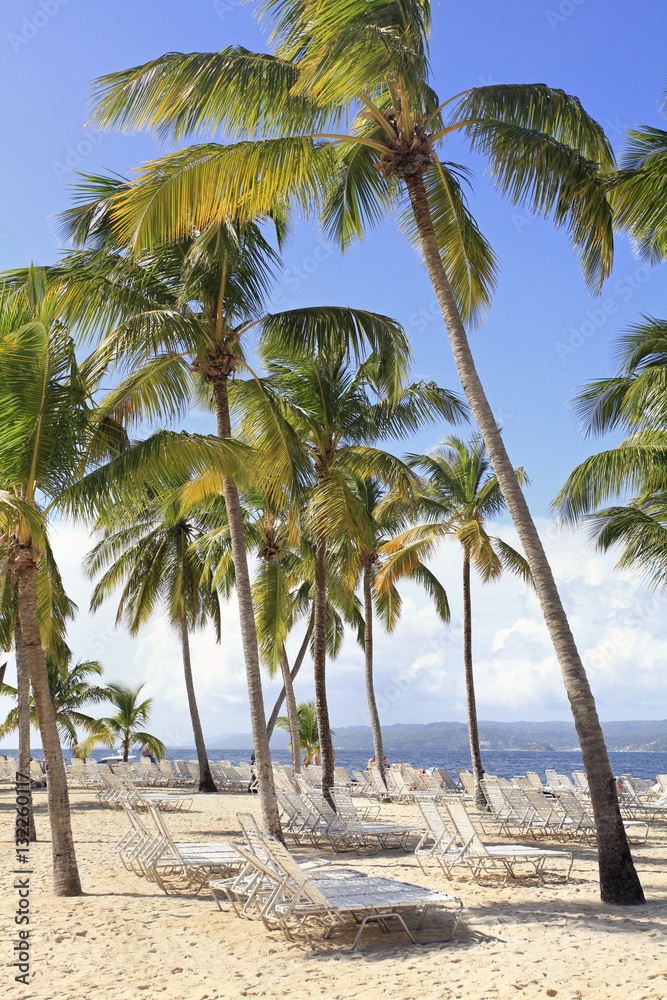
279;646;301;774
15;615;36;841
15;547;81;894
313;531;336;805
405;171;643;905
363;561;385;783
179;615;217;792
210;376;282;838
462;553;485;810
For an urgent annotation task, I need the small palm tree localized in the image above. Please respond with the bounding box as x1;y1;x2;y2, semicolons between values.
76;682;166;762
378;436;531;809
85;496;226;792
276;701;330;767
0;654;107;750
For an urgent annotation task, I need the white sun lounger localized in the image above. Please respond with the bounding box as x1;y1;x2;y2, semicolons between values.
220;831;463;950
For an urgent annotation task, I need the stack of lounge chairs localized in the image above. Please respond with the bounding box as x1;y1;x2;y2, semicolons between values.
270;769;425;853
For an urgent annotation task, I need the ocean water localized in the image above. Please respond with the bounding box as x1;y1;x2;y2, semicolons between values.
13;746;667;782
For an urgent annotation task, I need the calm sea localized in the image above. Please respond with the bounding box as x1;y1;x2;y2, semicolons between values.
13;746;667;781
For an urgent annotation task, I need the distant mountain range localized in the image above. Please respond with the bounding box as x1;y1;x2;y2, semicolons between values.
202;719;667;752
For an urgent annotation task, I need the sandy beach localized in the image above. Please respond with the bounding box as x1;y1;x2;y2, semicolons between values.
3;788;667;1000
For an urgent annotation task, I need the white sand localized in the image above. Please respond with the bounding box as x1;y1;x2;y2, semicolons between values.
3;787;667;999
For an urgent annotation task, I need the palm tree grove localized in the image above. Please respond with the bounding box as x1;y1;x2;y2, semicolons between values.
2;2;667;995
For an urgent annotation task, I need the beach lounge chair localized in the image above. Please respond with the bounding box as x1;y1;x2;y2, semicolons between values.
144;803;246;893
223;831;463;949
413;796;468;876
276;785;329;845
298;778;415;852
330;787;418;850
435;769;460;792
442;799;574;884
555;789;648;844
572;771;590;797
351;770;380;799
526;772;545;790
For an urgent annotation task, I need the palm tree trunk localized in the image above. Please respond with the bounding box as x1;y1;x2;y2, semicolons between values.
279;645;301;774
363;563;385;784
15;546;81;895
179;614;217;792
266;622;312;740
405;170;644;905
15;614;36;841
211;375;282;838
462;552;485;811
313;530;335;806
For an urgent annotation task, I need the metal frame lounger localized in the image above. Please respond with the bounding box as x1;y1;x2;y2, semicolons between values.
413;796;468;877
221;832;462;950
443;799;574;885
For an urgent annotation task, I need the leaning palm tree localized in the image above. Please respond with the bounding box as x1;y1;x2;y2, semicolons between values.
0;265;246;892
0;268;118;895
76;682;166;762
235;347;465;802
81;1;642;903
347;475;450;783
84;495;228;792
378;436;532;808
0;654;107;749
276;700;326;767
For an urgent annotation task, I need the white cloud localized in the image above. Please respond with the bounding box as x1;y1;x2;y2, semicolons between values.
3;515;667;750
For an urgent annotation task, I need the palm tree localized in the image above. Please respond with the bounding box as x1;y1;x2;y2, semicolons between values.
235;348;465;802
0;654;107;747
76;682;166;762
276;700;327;767
554;320;667;583
80;1;643;904
612;83;667;264
0;265;245;892
12;215;413;840
0;268;113;895
84;496;227;792
379;436;531;808
347;475;450;783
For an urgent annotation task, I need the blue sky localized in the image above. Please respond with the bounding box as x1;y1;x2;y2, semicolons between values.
1;0;667;739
